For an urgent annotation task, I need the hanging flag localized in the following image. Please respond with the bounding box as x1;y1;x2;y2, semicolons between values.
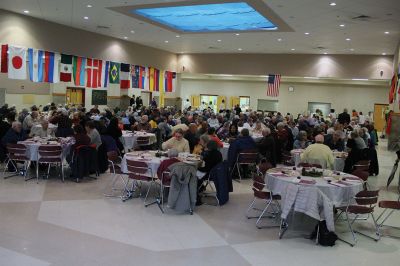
389;74;397;104
165;71;176;92
131;65;139;88
60;54;73;82
158;70;165;92
101;60;109;88
86;58;101;88
144;67;149;90
266;74;281;97
73;56;86;86
120;63;130;89
8;46;27;80
43;51;59;83
138;66;145;89
28;48;43;82
149;67;155;91
0;44;8;73
154;68;160;91
109;62;120;84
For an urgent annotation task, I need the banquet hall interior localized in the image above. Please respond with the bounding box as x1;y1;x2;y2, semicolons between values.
0;0;400;265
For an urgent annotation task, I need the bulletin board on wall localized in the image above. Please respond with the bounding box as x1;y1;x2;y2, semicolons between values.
92;90;107;105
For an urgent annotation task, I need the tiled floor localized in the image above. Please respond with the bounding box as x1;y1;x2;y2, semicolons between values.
0;139;399;266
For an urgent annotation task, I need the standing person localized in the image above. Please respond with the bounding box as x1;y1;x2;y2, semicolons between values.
234;104;242;116
183;99;191;110
358;111;365;125
130;95;136;107
338;108;351;125
136;96;143;109
219;99;226;112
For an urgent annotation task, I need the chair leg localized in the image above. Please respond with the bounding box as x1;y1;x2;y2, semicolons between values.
36;161;39;184
61;162;65;182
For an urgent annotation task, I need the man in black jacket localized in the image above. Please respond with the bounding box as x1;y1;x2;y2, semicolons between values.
338;108;351;125
257;128;277;166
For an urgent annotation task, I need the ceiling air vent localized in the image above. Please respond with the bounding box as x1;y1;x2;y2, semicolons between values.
314;46;327;50
352;15;372;21
208;46;219;50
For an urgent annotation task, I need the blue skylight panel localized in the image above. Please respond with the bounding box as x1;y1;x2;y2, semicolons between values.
133;2;277;32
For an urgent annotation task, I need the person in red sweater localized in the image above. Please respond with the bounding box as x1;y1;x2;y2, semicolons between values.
207;127;223;148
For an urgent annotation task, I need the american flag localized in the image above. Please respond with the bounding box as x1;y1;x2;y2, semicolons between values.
266;74;281;97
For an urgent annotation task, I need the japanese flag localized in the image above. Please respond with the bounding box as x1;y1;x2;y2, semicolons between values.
8;46;27;80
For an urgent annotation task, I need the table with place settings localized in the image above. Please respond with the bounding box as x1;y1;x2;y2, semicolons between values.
265;166;363;233
18;137;75;161
121;130;157;150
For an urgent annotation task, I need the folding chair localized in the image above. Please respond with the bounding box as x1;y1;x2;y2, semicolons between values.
338;190;380;246
353;160;370;172
376;197;400;238
4;143;31;180
135;136;151;150
37;145;64;183
282;153;294;166
156;170;171;213
124;159;157;206
245;173;281;229
103;150;128;199
351;169;369;189
199;166;220;206
233;149;258;182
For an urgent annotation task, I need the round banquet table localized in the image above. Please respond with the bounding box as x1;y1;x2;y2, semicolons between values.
18;137;74;161
121;151;201;175
266;166;363;207
121;131;157;150
290;149;347;172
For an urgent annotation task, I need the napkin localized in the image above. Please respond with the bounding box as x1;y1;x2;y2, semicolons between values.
299;179;316;185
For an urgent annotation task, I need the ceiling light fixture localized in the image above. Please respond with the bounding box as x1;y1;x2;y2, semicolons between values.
329;2;337;6
339;24;345;27
345;38;351;41
382;52;387;55
217;39;222;42
350;48;354;51
277;38;282;41
123;36;128;39
238;48;243;51
83;16;89;20
176;35;180;38
87;4;92;8
23;10;30;14
130;30;135;34
352;78;368;81
323;52;328;55
164;40;169;43
291;48;295;51
384;31;390;34
304;32;310;35
235;33;240;36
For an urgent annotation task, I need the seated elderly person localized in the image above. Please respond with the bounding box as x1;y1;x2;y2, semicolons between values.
162;128;190;153
350;130;367;150
193;134;209;155
300;134;334;169
324;130;345;151
293;130;310;149
132;115;152;132
1;121;27;146
85;121;102;149
207;114;220;129
22;111;39;132
252;120;266;135
227;128;256;170
257;128;277;167
29;120;55;138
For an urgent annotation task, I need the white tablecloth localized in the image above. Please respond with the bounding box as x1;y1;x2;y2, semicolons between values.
266;167;363;232
18;138;74;161
290;149;346;172
121;131;156;150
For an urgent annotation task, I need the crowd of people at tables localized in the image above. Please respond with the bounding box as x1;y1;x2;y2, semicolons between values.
0;101;379;190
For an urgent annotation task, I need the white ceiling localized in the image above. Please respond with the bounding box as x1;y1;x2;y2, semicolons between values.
1;0;399;55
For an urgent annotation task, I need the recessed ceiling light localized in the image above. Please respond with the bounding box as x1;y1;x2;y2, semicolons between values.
83;16;89;20
345;38;351;41
87;4;92;8
238;48;243;51
384;31;390;34
123;36;128;39
235;33;240;36
382;52;386;55
330;2;337;6
277;38;282;41
23;10;30;14
350;48;354;51
323;52;328;55
304;32;310;35
339;24;345;27
217;39;222;42
176;35;180;38
130;30;135;34
291;48;295;51
164;40;169;43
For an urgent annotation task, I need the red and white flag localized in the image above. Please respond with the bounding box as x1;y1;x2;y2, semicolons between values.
86;58;102;88
120;63;130;89
0;44;8;73
8;46;27;80
266;74;281;97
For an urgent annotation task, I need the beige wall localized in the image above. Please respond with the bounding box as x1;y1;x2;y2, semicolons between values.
179;76;387;115
178;54;393;80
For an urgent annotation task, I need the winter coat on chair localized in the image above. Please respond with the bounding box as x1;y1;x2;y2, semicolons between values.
167;162;197;213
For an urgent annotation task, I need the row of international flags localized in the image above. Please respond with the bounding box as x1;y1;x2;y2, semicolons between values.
0;44;176;92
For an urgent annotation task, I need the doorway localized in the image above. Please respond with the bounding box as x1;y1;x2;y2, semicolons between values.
373;103;389;132
66;87;85;106
141;91;151;107
200;94;218;112
308;102;331;118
